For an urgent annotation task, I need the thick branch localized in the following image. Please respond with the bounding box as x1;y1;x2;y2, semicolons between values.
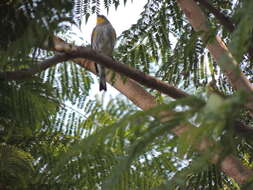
76;58;159;111
0;54;70;81
3;37;253;136
74;48;189;99
195;0;253;61
176;0;253;111
176;0;253;184
195;0;235;32
0;43;188;99
45;37;189;99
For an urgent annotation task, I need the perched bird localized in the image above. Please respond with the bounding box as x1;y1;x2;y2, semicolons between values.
91;15;116;91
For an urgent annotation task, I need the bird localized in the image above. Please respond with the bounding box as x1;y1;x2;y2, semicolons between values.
91;15;116;91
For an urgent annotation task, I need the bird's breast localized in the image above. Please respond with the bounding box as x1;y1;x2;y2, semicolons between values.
92;24;114;56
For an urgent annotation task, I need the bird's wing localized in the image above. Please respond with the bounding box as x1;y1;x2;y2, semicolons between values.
91;25;99;74
109;25;117;48
91;26;97;49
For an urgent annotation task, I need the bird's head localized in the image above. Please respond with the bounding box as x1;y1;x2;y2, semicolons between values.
96;15;110;24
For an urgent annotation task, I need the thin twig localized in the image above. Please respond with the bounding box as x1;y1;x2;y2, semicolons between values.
0;53;71;81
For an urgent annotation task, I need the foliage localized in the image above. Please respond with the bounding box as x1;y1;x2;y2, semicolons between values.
0;0;253;190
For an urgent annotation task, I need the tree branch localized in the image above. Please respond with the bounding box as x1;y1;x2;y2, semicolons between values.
0;53;71;81
195;0;253;61
75;58;159;111
176;0;253;112
195;0;253;62
3;37;253;136
176;0;253;184
43;37;189;99
1;41;188;99
74;48;190;99
195;0;235;32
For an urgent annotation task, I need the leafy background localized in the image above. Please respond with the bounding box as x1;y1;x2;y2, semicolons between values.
0;0;253;189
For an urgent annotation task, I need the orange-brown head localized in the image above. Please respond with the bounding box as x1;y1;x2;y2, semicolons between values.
96;15;110;24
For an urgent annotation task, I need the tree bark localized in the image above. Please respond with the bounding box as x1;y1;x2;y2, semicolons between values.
176;0;253;112
195;0;253;61
76;58;159;111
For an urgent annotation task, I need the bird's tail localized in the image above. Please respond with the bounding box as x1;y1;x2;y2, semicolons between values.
99;77;107;91
99;66;107;91
95;63;107;91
